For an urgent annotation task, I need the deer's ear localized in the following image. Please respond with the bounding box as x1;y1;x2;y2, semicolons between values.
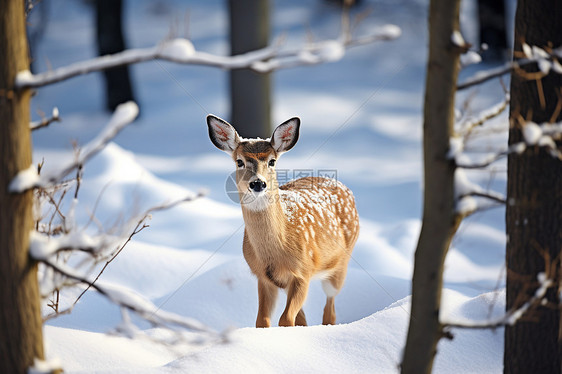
207;115;240;154
271;117;300;154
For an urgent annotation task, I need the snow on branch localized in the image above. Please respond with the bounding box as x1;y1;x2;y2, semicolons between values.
15;25;400;89
30;107;60;131
448;92;512;170
520;120;562;159
34;193;204;313
454;169;506;216
457;44;562;90
455;93;509;139
41;257;215;335
442;273;553;330
252;25;401;72
9;101;139;193
452;118;562;170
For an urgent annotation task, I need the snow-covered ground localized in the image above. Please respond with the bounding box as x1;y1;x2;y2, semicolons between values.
28;0;511;372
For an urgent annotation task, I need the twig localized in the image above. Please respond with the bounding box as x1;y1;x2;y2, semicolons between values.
30;107;60;131
442;274;553;330
459;94;510;139
10;101;139;193
458;191;506;204
455;141;527;169
457;59;536;90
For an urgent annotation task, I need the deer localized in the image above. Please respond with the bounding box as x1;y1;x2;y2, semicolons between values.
206;114;359;327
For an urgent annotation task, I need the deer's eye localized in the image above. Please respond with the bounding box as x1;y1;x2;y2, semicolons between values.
237;159;245;168
268;159;276;167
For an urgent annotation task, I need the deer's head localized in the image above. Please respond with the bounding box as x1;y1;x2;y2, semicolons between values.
207;115;300;211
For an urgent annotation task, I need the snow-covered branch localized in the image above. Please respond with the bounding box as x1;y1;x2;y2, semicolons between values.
15;25;400;89
454;169;506;216
252;25;401;72
42;258;215;335
521;121;562;159
34;193;204;307
10;101;139;193
456;94;509;139
442;273;553;330
452;144;522;169
454;119;562;170
457;44;562;91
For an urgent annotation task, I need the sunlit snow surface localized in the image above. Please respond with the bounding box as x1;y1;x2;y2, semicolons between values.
28;0;512;372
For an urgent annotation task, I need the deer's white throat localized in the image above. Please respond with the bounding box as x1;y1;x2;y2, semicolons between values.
240;190;272;212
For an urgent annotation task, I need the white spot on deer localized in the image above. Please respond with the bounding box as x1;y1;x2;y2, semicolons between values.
322;279;339;297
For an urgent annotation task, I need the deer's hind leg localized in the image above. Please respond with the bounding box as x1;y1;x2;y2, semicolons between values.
321;263;348;325
295;308;307;326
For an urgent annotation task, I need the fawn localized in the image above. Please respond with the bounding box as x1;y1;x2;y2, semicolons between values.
207;115;359;327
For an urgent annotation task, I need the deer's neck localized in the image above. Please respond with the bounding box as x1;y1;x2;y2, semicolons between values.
241;193;286;256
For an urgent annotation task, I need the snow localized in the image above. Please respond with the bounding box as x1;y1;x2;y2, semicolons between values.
26;0;510;372
379;24;402;40
460;50;482;67
28;358;63;374
451;30;466;47
158;38;196;60
8;164;39;193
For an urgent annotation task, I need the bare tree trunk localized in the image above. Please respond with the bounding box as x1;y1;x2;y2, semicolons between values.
96;0;135;112
477;0;508;61
0;1;45;373
505;1;562;373
401;0;462;373
228;0;271;138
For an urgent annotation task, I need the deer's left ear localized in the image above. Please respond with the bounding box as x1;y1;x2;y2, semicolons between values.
271;117;300;154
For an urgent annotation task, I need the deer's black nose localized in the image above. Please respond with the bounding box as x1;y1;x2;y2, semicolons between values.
249;179;267;192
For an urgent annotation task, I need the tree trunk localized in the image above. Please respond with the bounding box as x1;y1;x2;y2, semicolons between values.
505;1;562;373
0;1;45;373
401;0;462;373
228;0;271;138
477;0;508;61
96;0;135;112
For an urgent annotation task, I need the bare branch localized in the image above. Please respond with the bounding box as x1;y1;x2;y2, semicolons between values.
455;142;526;169
457;58;539;90
458;191;506;205
30;107;60;131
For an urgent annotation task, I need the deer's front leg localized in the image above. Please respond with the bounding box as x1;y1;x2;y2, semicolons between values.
256;278;278;328
279;277;309;327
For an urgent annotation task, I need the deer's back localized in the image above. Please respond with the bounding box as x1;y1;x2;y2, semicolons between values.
279;177;359;257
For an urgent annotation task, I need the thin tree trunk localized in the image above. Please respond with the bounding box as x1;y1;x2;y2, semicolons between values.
96;0;135;112
477;0;508;61
228;0;271;138
401;0;462;373
505;1;562;373
0;1;45;373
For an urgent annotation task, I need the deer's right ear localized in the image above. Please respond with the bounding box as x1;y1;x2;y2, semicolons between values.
207;115;240;154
